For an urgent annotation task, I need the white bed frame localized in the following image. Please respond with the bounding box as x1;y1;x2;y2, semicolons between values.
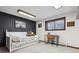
6;30;39;52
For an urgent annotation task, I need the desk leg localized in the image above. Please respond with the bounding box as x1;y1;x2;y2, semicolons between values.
56;36;59;46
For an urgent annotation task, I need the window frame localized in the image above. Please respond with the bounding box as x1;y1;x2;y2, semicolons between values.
45;17;66;31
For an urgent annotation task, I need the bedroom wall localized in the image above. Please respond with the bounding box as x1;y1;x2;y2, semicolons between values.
0;12;36;46
36;11;79;48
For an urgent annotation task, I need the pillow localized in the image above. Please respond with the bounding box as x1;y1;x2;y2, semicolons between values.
12;36;20;43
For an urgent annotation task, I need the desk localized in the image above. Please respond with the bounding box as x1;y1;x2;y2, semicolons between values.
53;35;59;46
45;35;59;46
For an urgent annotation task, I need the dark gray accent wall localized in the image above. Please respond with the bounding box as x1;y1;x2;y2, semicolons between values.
0;12;36;46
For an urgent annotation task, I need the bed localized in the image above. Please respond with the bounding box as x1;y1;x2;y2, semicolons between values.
6;30;39;52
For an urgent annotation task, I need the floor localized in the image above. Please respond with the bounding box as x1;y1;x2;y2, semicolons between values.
0;42;79;53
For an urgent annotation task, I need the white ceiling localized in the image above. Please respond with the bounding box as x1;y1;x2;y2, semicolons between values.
0;6;78;21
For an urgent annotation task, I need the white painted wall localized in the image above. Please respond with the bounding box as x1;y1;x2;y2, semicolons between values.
36;11;79;47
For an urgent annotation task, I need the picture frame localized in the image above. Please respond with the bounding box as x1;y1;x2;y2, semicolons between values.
38;23;42;28
67;21;75;27
15;20;26;29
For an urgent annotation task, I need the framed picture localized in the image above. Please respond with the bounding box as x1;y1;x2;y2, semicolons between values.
38;23;42;28
15;20;26;29
67;21;75;27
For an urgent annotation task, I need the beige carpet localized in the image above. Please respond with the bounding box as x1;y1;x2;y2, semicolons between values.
0;42;79;53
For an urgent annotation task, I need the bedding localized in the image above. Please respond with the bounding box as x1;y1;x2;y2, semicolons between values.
12;36;20;43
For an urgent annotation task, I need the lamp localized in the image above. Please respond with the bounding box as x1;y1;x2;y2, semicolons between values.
54;6;62;9
17;9;36;18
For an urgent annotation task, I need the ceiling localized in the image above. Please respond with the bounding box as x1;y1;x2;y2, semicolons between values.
0;6;78;21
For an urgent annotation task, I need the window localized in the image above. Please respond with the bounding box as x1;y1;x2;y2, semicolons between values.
47;21;54;30
45;17;66;31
